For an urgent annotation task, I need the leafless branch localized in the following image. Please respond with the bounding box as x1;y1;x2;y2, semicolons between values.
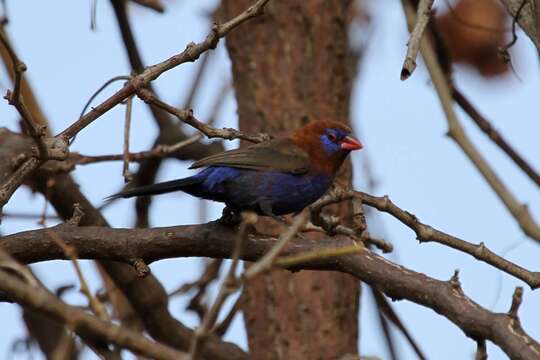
400;0;434;80
402;0;540;244
2;221;540;359
122;96;134;183
137;88;271;144
0;27;47;157
499;0;540;55
189;213;254;359
59;0;270;140
67;135;202;167
0;269;189;360
316;188;540;289
46;228;110;322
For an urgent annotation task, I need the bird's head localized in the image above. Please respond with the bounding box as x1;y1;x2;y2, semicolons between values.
292;120;362;174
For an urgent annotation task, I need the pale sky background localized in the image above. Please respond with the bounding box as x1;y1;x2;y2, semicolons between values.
1;0;539;359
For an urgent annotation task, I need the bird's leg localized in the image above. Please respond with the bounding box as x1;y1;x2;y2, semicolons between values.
218;206;241;226
259;201;283;223
259;201;299;228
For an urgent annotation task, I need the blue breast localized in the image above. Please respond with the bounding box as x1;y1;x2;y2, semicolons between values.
187;166;333;215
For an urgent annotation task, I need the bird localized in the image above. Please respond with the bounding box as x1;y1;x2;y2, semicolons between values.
108;120;362;217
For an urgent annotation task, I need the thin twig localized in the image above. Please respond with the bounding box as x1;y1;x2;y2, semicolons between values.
371;288;427;360
243;211;309;280
275;244;362;268
137;88;270;144
189;213;254;359
314;188;540;289
213;292;243;337
58;0;271;140
0;28;47;157
123;96;133;182
401;0;435;80
69;135;202;166
403;0;540;244
0;270;189;360
498;0;529;64
46;230;109;322
453;89;540;188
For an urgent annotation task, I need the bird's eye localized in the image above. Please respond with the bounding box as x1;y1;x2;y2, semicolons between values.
328;133;337;142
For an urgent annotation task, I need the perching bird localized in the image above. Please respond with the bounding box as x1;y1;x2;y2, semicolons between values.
109;120;362;216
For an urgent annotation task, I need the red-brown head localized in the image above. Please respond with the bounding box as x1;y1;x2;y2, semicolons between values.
291;120;362;174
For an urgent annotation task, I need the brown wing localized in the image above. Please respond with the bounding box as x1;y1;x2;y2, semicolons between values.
189;138;311;175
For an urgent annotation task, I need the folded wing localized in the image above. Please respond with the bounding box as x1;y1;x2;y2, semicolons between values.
190;138;310;175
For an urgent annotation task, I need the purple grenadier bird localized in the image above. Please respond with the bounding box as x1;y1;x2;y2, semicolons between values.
110;121;362;217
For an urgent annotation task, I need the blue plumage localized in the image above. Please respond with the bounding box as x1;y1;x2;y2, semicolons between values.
182;166;332;215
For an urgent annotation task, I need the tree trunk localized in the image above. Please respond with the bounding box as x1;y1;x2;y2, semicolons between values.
222;1;361;359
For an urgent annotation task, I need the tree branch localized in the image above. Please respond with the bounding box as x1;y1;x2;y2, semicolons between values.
0;269;188;360
402;0;540;243
58;0;270;140
2;221;539;359
400;0;434;80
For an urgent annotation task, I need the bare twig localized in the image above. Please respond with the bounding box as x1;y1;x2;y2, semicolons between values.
69;135;202;166
453;89;540;188
189;213;254;359
169;259;223;320
499;0;540;56
243;211;309;280
137;89;270;143
311;192;393;253
181;51;211;109
47;229;109;322
0;28;47;157
213;292;242;337
311;188;540;289
371;288;427;360
401;0;434;80
3;221;540;359
403;0;540;244
0;270;189;360
123;96;134;182
58;0;271;140
274;244;362;268
498;0;528;65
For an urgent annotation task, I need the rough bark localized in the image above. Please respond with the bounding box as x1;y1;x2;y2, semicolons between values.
221;1;360;359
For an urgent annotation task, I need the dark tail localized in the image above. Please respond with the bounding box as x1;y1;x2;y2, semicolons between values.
106;176;202;200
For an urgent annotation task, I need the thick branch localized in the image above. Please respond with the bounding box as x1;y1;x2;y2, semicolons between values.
2;221;539;359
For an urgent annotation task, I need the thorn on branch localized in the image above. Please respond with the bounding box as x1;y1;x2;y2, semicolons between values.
449;269;461;290
508;286;523;319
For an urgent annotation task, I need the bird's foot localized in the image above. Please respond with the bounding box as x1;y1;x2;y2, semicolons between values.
218;207;241;227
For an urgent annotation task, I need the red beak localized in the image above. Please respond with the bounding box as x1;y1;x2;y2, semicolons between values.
340;136;363;151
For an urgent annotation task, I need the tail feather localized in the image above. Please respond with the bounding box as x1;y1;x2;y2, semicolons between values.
106;176;202;200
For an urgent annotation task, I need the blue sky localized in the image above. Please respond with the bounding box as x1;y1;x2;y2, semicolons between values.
1;1;539;359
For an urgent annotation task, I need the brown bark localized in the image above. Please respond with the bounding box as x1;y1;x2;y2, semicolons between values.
221;1;360;359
